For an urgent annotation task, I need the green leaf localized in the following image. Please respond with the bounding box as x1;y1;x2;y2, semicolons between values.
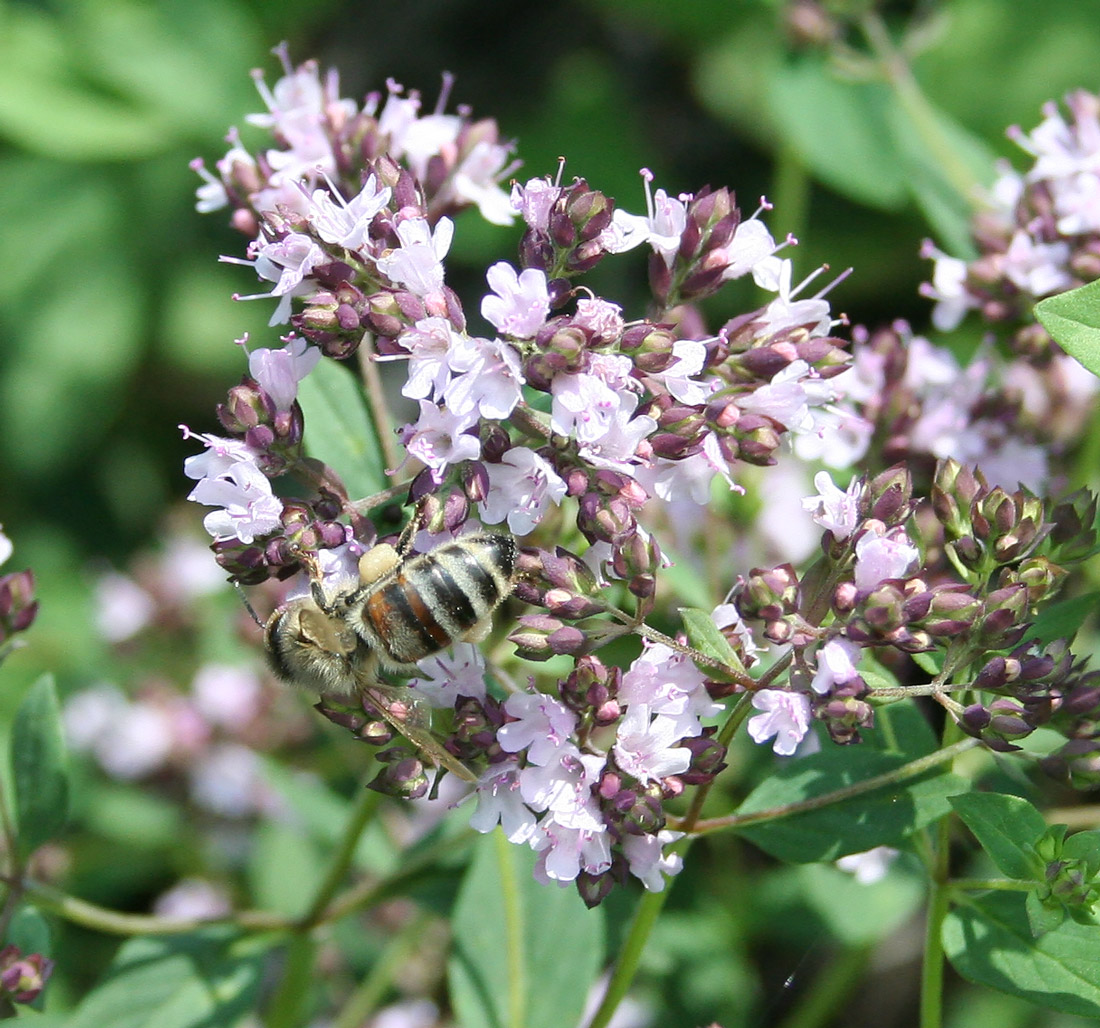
886;94;994;257
1063;829;1100;872
246;820;324;919
950;793;1047;880
1035;280;1100;378
64;929;269;1028
679;607;745;678
1023;591;1100;646
296;358;388;502
448;831;604;1028
944;892;1100;1017
736;748;966;863
8;905;51;959
11;674;69;858
1026;890;1068;936
767;56;908;210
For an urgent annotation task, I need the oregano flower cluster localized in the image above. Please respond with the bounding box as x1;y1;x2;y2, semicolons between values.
183;49;1100;905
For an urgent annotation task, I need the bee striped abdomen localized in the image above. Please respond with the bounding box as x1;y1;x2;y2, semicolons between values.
355;534;517;670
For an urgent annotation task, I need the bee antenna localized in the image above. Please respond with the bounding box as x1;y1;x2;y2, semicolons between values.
234;581;264;628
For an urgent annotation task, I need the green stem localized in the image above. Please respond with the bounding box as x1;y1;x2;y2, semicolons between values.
19;878;290;936
332;912;434;1028
356;333;403;485
775;944;871;1028
496;829;527;1028
860;11;982;208
919;711;966;1028
680;737;979;834
947;878;1031;894
770;142;810;246
300;785;381;929
920;827;951;1028
583;862;681;1028
264;934;318;1028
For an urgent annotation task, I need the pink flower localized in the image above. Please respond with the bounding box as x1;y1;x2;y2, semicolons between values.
612;706;692;784
408;643;488;706
802;471;862;541
481;262;550;338
375;216;453;297
747;689;812;756
810;638;863;695
498;692;577;765
510;177;560;231
854;525;919;591
748;690;809;756
478;446;567;534
248;336;321;410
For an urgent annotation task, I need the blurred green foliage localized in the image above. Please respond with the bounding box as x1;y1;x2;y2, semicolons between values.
3;1;1100;1025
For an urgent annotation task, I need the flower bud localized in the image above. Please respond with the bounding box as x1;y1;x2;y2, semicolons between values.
0;946;53;1005
739;564;800;621
0;570;38;641
367;749;429;799
864;464;913;526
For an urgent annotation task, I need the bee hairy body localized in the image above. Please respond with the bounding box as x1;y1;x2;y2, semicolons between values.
347;533;517;673
260;531;517;784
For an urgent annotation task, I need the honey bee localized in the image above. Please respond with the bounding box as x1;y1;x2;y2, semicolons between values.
263;533;517;783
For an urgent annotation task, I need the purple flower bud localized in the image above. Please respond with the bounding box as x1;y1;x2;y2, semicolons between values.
367;750;429;799
0;946;53;1005
0;570;38;640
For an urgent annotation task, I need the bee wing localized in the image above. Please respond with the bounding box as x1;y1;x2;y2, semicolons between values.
359;683;478;784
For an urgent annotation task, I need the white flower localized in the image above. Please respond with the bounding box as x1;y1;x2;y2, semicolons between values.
470;762;538;844
477;447;567;535
498;692;577;766
397;401;481;484
835;845;899;884
375;217;454;297
621;830;685;891
180;429;260;481
802;471;862;541
747;689;812;756
444;337;525;420
451;140;516;226
811;638;863;695
532;814;612;884
393;317;467;402
853;525;919;591
612;706;692;784
187;459;284;544
480;262;550;338
248;337;321;411
305;174;392;250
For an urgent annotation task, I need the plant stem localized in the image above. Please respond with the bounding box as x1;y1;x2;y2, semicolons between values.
300;785;381;929
583;868;678;1028
356;332;403;485
860;11;983;207
678;737;979;834
332;911;434;1028
265;934;318;1028
18;878;290;936
919;714;966;1028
